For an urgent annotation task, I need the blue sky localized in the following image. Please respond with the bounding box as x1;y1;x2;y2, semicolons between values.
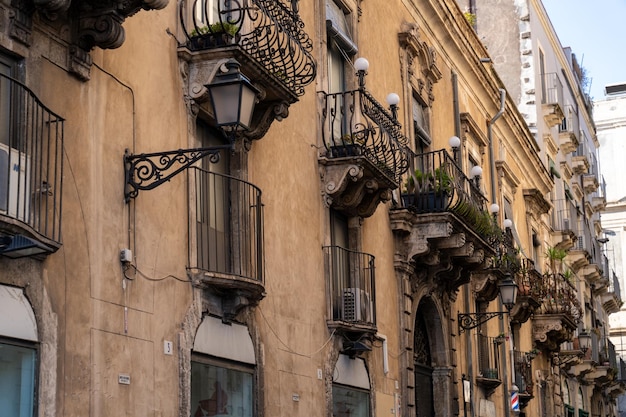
542;0;626;100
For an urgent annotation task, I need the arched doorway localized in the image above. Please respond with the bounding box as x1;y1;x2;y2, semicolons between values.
414;301;435;417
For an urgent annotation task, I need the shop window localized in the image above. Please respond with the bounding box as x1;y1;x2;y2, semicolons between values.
191;316;256;417
333;355;370;417
191;357;254;417
0;285;38;417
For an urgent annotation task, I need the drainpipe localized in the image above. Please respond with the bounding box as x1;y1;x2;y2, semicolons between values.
454;70;474;416
487;88;506;206
452;71;463;171
487;88;509;417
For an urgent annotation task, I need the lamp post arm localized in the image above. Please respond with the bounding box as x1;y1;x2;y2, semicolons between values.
124;145;232;202
457;311;505;333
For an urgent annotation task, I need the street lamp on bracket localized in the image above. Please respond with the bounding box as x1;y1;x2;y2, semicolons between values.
457;275;518;333
124;59;259;202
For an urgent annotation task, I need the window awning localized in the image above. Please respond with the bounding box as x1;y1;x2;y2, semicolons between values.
0;285;37;341
326;1;358;56
193;316;255;365
334;354;370;389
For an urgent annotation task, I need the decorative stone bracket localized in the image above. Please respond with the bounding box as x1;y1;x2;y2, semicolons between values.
532;314;576;351
28;0;168;79
509;294;541;324
37;0;168;50
390;210;493;295
319;155;397;218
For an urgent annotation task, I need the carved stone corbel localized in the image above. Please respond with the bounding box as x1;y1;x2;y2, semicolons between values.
33;0;71;18
75;0;168;51
533;314;575;351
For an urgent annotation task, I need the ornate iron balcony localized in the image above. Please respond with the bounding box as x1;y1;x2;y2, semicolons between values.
320;89;410;185
400;149;494;233
0;73;64;251
538;272;582;319
179;0;316;97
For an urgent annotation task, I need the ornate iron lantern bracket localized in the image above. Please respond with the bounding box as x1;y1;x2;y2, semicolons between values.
457;311;506;333
124;145;232;202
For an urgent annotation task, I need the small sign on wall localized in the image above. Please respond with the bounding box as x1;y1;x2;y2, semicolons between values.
118;374;131;385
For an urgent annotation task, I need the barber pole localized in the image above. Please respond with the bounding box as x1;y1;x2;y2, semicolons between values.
511;390;520;412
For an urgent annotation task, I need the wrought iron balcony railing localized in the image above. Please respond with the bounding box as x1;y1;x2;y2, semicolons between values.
559;105;580;138
189;167;264;283
179;0;316;97
517;258;544;298
514;350;534;397
536;272;582;321
609;271;621;301
551;198;579;234
541;72;564;107
477;334;502;381
0;73;64;246
400;149;493;233
324;245;376;327
320;89;410;184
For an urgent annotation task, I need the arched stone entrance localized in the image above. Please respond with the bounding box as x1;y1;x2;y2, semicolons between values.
409;296;455;417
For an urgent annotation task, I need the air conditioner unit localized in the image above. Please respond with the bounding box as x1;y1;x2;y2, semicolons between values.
342;288;373;323
0;143;30;221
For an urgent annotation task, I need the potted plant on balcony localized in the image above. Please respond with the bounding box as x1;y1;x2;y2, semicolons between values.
545;246;567;274
188;21;240;49
330;132;367;158
482;368;498;379
401;166;452;210
494;333;506;344
526;348;540;360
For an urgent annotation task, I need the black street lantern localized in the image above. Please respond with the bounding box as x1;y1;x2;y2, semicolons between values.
458;275;519;332
207;59;260;132
498;275;518;311
578;330;592;354
124;62;262;202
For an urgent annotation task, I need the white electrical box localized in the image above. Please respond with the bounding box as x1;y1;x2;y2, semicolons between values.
120;249;132;263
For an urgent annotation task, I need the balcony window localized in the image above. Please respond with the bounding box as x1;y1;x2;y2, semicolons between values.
477;334;502;380
413;93;431;152
326;0;357;97
514;350;533;396
196;122;231;273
